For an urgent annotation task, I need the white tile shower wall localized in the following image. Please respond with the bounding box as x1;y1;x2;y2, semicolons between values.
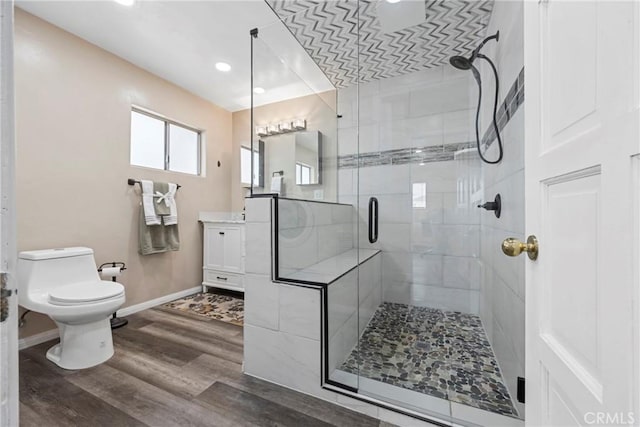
337;64;481;314
278;199;353;274
245;197;325;397
327;253;382;375
244;198;273;277
477;0;525;417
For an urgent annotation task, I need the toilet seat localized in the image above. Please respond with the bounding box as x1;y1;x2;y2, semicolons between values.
48;281;124;306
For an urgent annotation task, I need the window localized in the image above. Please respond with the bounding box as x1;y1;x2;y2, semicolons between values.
130;109;201;175
412;182;427;208
241;146;261;186
296;162;311;185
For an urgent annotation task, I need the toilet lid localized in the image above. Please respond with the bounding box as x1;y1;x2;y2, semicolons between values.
49;281;124;305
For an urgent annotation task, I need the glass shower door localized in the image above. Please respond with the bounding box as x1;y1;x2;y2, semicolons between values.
347;0;524;423
348;0;490;420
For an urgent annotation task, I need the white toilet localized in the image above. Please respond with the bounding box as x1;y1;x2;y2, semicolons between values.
17;247;125;369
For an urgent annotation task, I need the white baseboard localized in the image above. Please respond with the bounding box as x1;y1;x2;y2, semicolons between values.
19;329;59;350
117;286;201;317
18;286;201;350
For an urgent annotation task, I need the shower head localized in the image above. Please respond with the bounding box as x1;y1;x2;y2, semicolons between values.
449;55;473;70
449;31;500;71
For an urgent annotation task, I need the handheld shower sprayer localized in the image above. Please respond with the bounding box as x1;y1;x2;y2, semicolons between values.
449;31;503;165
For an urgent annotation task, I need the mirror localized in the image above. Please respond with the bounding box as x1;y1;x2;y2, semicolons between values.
241;140;264;188
295;131;322;185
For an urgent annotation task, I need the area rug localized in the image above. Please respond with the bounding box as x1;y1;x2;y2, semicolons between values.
162;292;244;326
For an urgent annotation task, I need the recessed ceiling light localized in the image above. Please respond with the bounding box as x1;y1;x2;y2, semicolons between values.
114;0;135;6
386;0;402;3
415;149;422;153
419;162;425;166
253;87;265;94
215;62;231;72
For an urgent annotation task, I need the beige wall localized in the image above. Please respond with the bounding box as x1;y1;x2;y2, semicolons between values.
231;91;337;211
15;9;232;339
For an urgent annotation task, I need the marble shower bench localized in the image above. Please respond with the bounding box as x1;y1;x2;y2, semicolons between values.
278;248;379;284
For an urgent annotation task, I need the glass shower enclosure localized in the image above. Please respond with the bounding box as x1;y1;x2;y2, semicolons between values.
250;1;525;425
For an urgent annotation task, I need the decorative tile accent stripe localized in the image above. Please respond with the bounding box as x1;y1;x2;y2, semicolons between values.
482;67;525;149
338;141;474;169
266;0;494;88
337;67;525;169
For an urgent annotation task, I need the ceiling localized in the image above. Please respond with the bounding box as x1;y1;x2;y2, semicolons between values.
16;0;334;112
266;0;494;88
16;0;494;111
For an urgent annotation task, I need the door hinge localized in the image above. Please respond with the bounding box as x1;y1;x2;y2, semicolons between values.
517;376;525;403
1;272;13;323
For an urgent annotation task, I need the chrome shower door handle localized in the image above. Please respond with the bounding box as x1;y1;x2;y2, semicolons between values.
368;197;378;244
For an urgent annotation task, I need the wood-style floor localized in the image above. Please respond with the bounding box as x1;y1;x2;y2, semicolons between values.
19;307;393;427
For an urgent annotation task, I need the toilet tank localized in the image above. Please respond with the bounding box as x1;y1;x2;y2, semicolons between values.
17;247;100;298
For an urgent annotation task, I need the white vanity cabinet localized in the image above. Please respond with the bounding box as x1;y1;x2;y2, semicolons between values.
200;219;245;293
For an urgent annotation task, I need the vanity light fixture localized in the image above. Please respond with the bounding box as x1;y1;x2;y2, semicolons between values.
255;126;268;137
215;62;231;72
255;118;307;137
279;121;292;132
267;124;280;135
293;119;307;130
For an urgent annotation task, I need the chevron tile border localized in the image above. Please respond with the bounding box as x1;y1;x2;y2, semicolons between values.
265;0;494;88
337;67;524;169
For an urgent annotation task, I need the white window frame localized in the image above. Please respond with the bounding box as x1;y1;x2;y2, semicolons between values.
241;145;261;187
130;107;202;175
296;162;312;185
412;182;427;209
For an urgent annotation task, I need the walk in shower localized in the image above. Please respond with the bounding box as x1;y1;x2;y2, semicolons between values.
248;0;525;425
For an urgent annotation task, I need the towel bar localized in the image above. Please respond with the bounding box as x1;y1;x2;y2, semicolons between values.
128;178;181;189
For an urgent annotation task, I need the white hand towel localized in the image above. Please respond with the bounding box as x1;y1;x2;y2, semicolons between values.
271;176;283;194
163;182;179;225
141;180;161;225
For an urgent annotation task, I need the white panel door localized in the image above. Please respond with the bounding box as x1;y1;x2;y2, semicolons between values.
525;1;638;426
0;1;18;424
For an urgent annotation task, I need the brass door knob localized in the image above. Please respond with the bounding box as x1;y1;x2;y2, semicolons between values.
502;235;539;260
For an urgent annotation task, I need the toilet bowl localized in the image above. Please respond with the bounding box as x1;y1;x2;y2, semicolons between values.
17;247;125;369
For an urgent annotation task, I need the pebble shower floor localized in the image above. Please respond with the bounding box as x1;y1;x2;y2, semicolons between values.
340;302;518;417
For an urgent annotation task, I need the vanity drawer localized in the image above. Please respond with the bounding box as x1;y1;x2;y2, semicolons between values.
203;269;244;290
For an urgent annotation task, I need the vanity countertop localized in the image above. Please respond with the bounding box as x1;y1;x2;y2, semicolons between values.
198;212;245;223
201;219;245;224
